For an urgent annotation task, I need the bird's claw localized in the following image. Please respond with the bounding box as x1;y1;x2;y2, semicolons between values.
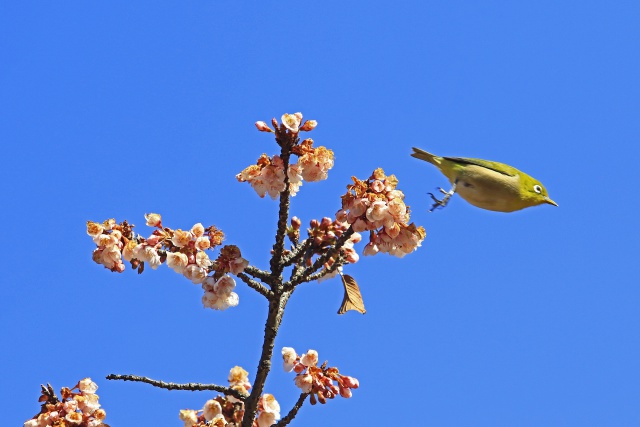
427;182;457;212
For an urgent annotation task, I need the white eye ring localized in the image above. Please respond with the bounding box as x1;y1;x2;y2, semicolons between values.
533;185;542;194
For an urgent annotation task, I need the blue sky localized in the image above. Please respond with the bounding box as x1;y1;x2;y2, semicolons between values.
2;1;639;426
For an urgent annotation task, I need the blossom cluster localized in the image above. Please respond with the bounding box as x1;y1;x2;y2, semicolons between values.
179;367;280;427
337;168;425;258
281;348;359;405
24;378;106;427
236;113;334;199
87;214;248;311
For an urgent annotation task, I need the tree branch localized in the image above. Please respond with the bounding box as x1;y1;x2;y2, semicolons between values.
269;133;298;281
307;228;354;275
274;393;309;427
244;265;273;284
105;374;248;400
281;238;311;267
237;272;272;299
242;292;291;427
306;258;345;282
289;228;354;286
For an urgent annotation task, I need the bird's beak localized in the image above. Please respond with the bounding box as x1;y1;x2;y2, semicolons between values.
544;197;558;207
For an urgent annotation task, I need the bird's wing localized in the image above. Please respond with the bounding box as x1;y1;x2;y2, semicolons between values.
443;156;518;177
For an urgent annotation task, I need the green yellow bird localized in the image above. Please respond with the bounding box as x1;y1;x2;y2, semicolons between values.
411;147;557;212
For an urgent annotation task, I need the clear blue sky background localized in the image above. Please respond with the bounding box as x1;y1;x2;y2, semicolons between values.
2;2;639;426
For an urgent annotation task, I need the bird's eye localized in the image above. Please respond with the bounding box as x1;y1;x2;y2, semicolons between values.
533;185;542;194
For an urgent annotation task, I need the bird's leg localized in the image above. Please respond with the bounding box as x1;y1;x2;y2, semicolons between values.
427;179;458;212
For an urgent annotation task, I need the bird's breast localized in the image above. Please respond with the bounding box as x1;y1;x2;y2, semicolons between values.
449;165;525;212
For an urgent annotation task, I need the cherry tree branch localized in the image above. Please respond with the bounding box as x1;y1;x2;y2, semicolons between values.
274;393;309;427
237;272;272;298
281;238;311;267
242;292;291;427
288;228;354;287
306;257;345;283
306;227;354;275
244;265;273;284
269;132;299;281
105;374;248;400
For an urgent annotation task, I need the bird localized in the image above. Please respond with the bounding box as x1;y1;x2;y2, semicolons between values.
411;147;558;212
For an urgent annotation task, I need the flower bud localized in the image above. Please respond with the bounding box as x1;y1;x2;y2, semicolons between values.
255;121;274;132
363;242;379;256
146;235;161;246
299;120;317;131
339;386;353;398
291;216;301;230
320;217;332;228
341;375;359;389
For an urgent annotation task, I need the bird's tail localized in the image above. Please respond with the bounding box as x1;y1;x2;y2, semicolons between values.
411;147;441;166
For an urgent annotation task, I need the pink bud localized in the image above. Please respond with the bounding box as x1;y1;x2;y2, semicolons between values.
146;235;160;246
310;219;320;228
341;376;359;389
291;216;301;230
339;386;353;398
299;120;317;132
335;210;348;222
362;242;379;256
255;121;273;132
293;364;305;374
344;249;359;264
352;218;368;233
321;217;332;228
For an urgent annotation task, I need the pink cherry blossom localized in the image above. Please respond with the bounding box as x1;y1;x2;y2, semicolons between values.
255;121;273;132
300;350;318;367
166;252;189;274
144;213;162;228
281;113;302;133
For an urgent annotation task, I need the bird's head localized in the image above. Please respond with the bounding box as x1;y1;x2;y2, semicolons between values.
521;175;557;207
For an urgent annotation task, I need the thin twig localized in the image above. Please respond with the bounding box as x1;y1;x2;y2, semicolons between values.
283;256;345;291
281;238;311;267
290;228;354;286
244;265;273;284
274;393;309;427
308;228;354;274
105;374;247;400
237;272;272;299
306;258;345;282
